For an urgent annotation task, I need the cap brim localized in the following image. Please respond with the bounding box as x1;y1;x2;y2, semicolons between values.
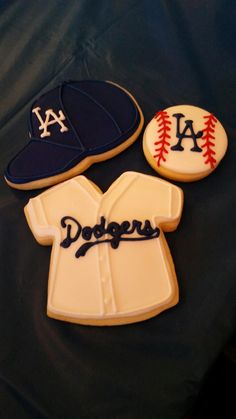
5;140;82;185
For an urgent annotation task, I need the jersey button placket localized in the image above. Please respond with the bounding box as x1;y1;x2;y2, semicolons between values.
97;194;117;316
98;243;114;315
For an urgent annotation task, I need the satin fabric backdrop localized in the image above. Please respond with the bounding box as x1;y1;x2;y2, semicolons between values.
0;1;235;418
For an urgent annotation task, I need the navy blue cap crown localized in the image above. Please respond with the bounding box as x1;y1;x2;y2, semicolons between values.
5;80;143;187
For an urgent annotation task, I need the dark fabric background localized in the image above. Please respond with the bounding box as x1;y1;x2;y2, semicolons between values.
0;1;236;418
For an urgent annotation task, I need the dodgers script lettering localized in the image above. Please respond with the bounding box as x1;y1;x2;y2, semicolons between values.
60;216;160;258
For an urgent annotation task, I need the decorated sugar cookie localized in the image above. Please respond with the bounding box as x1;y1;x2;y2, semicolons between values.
24;172;183;326
143;105;228;181
5;80;144;190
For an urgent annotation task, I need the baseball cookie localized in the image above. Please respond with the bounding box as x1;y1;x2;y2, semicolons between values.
143;105;228;181
24;171;183;326
5;80;144;190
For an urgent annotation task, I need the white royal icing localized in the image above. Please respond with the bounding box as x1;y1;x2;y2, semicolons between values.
143;105;227;179
32;107;69;138
24;172;183;325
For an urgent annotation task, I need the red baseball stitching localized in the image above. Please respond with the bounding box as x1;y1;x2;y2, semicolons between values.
201;114;217;169
153;110;171;166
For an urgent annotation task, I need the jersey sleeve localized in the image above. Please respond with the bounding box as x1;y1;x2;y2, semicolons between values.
142;175;183;232
165;181;183;231
116;172;183;232
24;182;69;245
169;182;183;218
24;194;51;245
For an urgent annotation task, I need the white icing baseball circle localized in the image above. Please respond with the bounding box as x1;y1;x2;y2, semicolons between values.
143;105;228;181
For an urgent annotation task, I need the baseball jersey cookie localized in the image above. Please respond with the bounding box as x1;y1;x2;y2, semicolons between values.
5;81;144;190
24;172;183;326
143;105;228;181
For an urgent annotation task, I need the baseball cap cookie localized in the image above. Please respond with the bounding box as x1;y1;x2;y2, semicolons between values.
143;105;228;181
5;81;144;190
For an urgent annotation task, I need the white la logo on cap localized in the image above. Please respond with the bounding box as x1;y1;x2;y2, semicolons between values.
32;107;69;138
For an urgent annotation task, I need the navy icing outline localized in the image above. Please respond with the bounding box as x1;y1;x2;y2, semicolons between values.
171;113;203;152
60;216;160;258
